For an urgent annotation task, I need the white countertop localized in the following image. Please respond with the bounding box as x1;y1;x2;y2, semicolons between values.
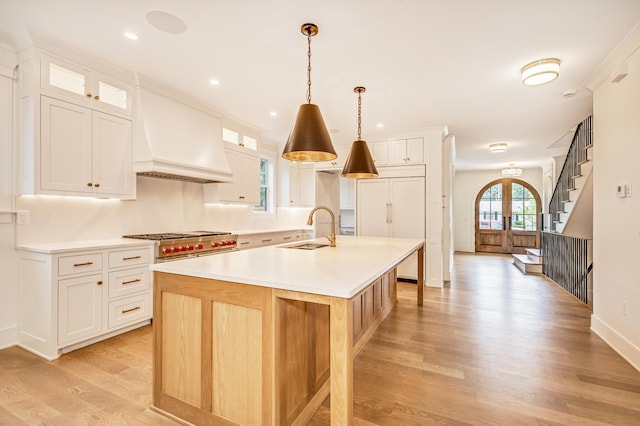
16;238;156;254
150;235;424;299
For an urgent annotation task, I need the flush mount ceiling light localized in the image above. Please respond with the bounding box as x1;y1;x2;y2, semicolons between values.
342;87;378;178
489;143;507;153
521;58;561;86
502;167;522;177
282;23;336;162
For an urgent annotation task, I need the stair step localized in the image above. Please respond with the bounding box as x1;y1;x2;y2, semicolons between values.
513;254;542;274
525;248;541;257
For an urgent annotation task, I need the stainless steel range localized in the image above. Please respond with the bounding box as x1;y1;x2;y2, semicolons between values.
123;231;238;262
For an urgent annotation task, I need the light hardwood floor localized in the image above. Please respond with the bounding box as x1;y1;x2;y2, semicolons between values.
1;253;639;425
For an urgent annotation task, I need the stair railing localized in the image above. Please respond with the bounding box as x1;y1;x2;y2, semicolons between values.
541;232;591;304
548;115;592;232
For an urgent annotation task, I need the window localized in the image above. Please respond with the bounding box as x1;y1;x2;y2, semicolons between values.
254;158;268;212
243;136;257;150
511;182;537;231
478;182;503;229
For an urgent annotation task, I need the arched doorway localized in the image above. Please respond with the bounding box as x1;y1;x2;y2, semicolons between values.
475;178;541;254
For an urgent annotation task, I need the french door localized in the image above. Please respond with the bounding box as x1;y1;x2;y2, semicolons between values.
475;179;541;254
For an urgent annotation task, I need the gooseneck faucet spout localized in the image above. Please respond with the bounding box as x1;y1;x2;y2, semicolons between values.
307;206;337;247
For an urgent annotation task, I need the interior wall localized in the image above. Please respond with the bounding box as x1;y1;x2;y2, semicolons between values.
15;176;308;245
0;48;17;349
590;40;640;369
454;168;543;253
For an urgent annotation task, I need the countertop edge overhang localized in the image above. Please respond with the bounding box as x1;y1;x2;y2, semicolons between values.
150;235;424;299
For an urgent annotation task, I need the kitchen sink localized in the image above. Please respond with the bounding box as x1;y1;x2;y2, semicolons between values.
282;242;330;250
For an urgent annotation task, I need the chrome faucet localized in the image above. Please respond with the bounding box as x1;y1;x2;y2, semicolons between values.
307;206;337;247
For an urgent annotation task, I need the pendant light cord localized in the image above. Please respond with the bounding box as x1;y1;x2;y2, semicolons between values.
357;90;362;141
306;29;312;104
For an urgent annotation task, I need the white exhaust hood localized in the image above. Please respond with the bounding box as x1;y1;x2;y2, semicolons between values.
134;87;232;183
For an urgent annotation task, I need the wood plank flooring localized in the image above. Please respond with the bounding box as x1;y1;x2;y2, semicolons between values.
1;252;639;425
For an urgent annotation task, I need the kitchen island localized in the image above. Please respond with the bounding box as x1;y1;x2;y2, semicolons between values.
150;235;424;425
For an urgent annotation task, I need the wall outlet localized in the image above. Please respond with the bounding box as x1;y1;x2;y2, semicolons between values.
623;301;628;317
17;210;30;225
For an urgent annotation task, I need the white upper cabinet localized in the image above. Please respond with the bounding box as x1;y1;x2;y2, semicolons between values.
40;54;133;117
18;44;136;199
203;143;260;205
388;138;424;165
366;138;424;166
289;162;316;207
40;96;133;197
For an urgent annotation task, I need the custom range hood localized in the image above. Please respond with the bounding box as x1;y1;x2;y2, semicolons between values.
133;87;232;183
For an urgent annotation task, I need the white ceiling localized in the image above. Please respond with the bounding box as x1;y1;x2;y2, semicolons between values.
2;0;640;170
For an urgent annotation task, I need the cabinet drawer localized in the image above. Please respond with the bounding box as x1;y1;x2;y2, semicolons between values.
108;293;151;329
237;237;257;250
58;252;103;276
108;267;150;299
108;248;150;269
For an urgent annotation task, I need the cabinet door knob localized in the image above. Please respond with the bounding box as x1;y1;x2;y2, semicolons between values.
97;280;103;286
86;93;92;98
94;95;100;100
94;183;100;188
87;182;93;187
239;195;245;199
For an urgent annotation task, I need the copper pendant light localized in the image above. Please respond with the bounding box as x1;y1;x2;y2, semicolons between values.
282;23;336;162
341;87;378;178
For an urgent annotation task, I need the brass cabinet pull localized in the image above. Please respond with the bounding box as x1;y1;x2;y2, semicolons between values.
262;239;272;243
73;261;93;267
240;241;250;245
94;95;100;100
94;183;100;188
97;280;103;286
122;306;141;314
86;93;92;97
239;195;245;199
122;255;142;261
122;278;141;285
283;236;292;240
87;182;93;187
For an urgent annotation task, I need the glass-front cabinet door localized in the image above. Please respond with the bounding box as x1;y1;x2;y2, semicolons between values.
40;54;132;116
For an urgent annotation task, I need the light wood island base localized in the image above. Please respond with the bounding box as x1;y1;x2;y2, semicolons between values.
153;267;402;425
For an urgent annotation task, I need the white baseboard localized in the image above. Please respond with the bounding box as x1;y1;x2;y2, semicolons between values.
591;314;640;372
0;325;17;350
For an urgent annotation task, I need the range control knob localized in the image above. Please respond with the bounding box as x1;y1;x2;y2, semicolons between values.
163;247;171;254
188;245;194;251
196;243;203;250
172;247;180;253
181;246;187;252
212;242;219;248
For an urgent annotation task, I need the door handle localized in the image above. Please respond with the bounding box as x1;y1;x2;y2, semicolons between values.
508;216;512;230
503;217;506;231
386;203;391;223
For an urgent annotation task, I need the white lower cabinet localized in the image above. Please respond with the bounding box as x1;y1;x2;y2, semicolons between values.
16;242;154;360
235;229;313;250
58;273;103;345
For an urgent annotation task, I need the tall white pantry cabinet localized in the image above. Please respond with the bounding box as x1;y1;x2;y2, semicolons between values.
356;173;425;280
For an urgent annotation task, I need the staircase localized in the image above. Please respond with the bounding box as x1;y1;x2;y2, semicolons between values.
512;248;542;274
513;116;593;278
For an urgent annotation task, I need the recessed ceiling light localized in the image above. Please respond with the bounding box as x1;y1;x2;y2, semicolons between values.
145;10;187;34
376;123;384;128
270;111;278;117
489;143;507;153
124;32;139;40
209;79;220;86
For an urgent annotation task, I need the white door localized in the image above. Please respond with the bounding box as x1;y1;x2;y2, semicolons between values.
58;273;103;345
356;178;390;237
92;111;132;197
40;96;92;193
